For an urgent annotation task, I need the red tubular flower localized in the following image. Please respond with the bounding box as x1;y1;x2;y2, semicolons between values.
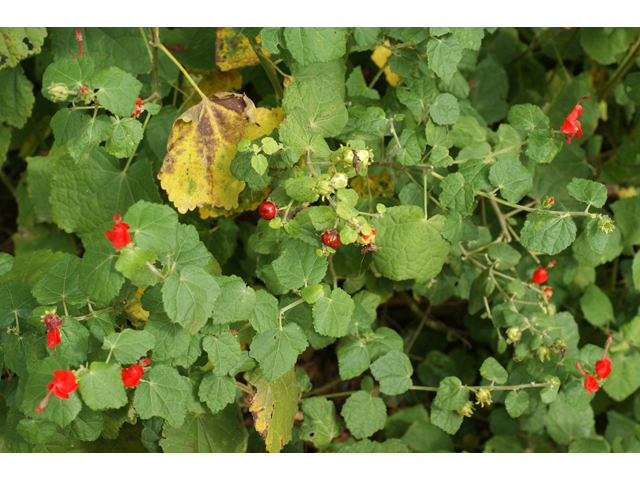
561;96;590;144
105;214;131;249
543;287;552;300
80;86;88;94
73;29;85;60
595;334;613;379
122;364;144;388
35;369;79;413
575;361;599;395
130;97;143;117
47;328;61;350
140;358;151;366
532;267;548;284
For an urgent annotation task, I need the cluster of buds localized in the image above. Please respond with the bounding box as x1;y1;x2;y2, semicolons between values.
105;214;131;249
315;172;349;198
41;309;64;354
575;334;613;395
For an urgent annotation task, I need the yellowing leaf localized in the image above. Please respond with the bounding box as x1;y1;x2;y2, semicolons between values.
351;171;395;198
371;42;402;87
199;187;270;219
126;287;149;326
245;107;285;140
248;368;298;453
215;28;261;71
182;69;243;109
618;186;637;198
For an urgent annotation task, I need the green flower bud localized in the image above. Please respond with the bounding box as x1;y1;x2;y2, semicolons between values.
356;149;370;164
342;149;355;164
315;173;334;196
331;172;349;189
598;216;615;234
506;325;522;343
551;338;567;356
475;388;493;407
537;344;550;363
48;82;69;102
457;400;475;418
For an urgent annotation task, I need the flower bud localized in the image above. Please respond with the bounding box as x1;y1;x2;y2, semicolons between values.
598;216;615;234
537;344;550;362
315;173;334;196
356;149;370;165
506;325;522;342
551;338;567;356
542;196;555;209
475;388;492;407
331;172;349;189
48;82;69;102
342;149;355;163
457;400;475;418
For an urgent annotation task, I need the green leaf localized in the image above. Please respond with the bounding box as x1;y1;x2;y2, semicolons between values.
312;287;355;338
162;265;220;335
541;376;561;404
0;27;47;68
279;109;331;160
272;239;328;291
283;74;348;138
78;362;128;410
202;331;242;376
370;351;414;395
114;245;159;288
479;357;508;384
337;337;371;380
31;255;86;306
61;404;103;442
489;158;533;204
602;351;640;402
505;390;529;418
345;66;379;100
396;77;437;121
249;290;280;334
64;114;113;162
487;243;521;271
104;117;144;159
159;405;248;453
102;329;155;364
284;176;320;203
544;392;595;445
580;27;636;65
284;28;347;67
0;252;14;275
123;200;178;256
0;66;35;128
248;368;298;452
426;36;462;84
507;104;549;132
434;376;469;410
144;313;192;364
396;128;426;166
21;357;81;428
569;437;611;453
50;148;160;245
612;196;640;245
450;27;484;51
16;417;57;445
301;284;325;304
55;316;90;366
579;284;614;327
429;93;460;126
520;213;577;255
439;172;476;216
440;211;478;244
299;397;342;449
449;116;486;148
41;55;94;99
0;280;38;329
133;364;190;428
249;323;309;382
210;276;256;325
373;207;450;282
170;223;213;273
526;129;563;164
251;154;268;176
566;178;608;208
92;66;142;117
341;390;387;439
198;372;236;414
78;239;124;306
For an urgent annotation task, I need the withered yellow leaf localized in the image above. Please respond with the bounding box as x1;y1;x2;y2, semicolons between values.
216;27;261;72
126;287;149;326
181;69;243;109
371;42;402;87
248;368;298;453
351;171;395;199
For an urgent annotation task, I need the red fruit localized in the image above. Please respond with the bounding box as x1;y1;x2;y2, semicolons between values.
532;267;548;284
259;201;277;220
357;228;376;246
321;230;341;248
35;369;79;413
122;364;145;388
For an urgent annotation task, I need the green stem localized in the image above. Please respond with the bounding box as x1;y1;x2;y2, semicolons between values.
368;59;389;90
302;378;342;398
248;37;284;103
598;30;640;102
0;170;16;198
149;28;161;104
236;382;254;395
409;382;555;393
122;111;152;175
155;41;207;100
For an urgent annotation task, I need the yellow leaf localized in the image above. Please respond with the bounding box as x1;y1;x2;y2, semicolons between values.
158;96;248;214
618;186;637;198
249;368;298;453
371;42;402;87
126;287;149;326
199;187;270;219
181;69;243;109
245;107;285;141
350;171;395;199
215;27;261;71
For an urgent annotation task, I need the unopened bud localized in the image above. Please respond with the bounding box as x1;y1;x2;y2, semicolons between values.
48;83;69;102
537;344;550;362
342;149;354;163
475;388;493;407
331;172;349;189
457;400;475;418
507;325;522;342
598;216;615;234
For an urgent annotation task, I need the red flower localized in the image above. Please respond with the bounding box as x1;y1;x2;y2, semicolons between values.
130;97;143;117
561;96;590;144
105;213;131;249
532;267;548;284
595;334;613;379
543;287;552;300
47;328;61;350
122;364;144;388
575;361;599;395
80;86;88;94
73;29;86;60
140;358;151;366
35;369;79;413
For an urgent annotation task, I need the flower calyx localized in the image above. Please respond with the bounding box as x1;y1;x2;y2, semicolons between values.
457;400;475;418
